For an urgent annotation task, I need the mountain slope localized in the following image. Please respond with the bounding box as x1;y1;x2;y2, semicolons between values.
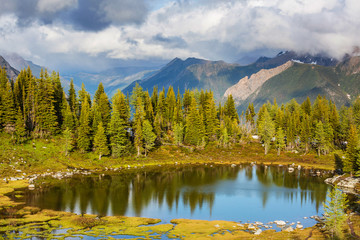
224;61;294;104
123;52;338;99
123;57;261;99
0;55;19;80
234;60;360;113
2;52;43;77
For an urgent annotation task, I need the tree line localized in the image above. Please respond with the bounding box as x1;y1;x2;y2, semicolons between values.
0;66;359;174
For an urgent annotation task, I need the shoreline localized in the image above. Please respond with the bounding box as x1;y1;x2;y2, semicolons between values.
1;142;359;239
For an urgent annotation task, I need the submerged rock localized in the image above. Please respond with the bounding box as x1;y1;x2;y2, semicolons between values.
254;229;262;235
283;226;294;232
274;220;286;226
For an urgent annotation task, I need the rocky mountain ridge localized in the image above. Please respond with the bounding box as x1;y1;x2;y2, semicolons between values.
0;56;19;81
224;61;294;103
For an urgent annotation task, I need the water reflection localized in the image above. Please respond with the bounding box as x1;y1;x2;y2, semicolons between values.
24;165;331;223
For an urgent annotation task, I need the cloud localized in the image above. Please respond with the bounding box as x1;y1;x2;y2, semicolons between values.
0;0;148;30
1;0;360;72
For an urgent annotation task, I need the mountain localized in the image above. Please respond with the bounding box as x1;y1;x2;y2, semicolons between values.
228;56;360;113
253;51;338;69
1;52;43;77
0;55;19;80
62;66;158;96
224;61;294;104
123;52;339;100
123;57;262;99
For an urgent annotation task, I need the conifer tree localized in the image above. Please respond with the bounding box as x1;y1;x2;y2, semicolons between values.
112;89;130;126
144;91;154;123
134;97;145;156
258;108;275;155
94;82;105;104
109;106;129;157
77;99;91;152
62;98;76;131
300;114;312;153
14;107;26;143
245;103;256;127
165;86;176;129
94;122;109;160
35;69;58;137
0;80;16;130
219;123;229;147
142;120;156;156
68;79;77;113
224;94;239;123
174;122;184;146
204;92;219;141
315;121;326;156
323;186;348;239
344;124;358;173
63;127;73;156
275;127;285;156
185;96;203;145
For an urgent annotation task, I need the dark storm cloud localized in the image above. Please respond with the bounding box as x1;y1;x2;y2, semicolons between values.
151;34;187;48
0;0;149;31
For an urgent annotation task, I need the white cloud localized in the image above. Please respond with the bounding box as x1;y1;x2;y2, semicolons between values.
1;0;360;71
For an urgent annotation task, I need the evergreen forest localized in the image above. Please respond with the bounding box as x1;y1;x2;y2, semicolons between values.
0;66;360;174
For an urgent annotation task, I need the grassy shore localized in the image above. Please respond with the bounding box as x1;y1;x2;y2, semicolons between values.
0;132;336;178
1;133;359;239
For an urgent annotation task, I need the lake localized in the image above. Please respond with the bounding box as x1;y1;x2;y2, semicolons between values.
24;164;332;228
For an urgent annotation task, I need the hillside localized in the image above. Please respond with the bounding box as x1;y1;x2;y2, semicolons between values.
123;57;261;99
123;52;338;100
1;52;43;77
233;58;360;113
0;55;19;81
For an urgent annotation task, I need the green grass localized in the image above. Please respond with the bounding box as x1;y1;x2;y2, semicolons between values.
0;132;337;178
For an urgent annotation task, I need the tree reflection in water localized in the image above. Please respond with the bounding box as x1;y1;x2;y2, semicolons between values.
24;164;331;220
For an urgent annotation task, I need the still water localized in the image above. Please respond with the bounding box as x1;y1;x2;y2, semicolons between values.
24;164;331;227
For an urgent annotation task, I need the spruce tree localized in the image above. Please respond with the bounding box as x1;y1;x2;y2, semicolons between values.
142;120;156;156
258;108;275;155
68;79;77;113
94;122;110;160
245;103;256;127
344;124;358;173
77;99;91;152
109;106;129;157
275;127;285;156
63;127;73;156
14;107;26;143
174;122;184;146
323;186;348;239
315;121;326;156
134;97;144;156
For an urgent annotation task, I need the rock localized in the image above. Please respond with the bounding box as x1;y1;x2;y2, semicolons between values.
255;221;263;225
337;177;360;190
298;165;301;170
254;229;262;235
247;224;256;230
274;220;286;226
296;224;303;229
28;184;35;190
303;217;308;219
288;167;294;172
231;164;236;168
283;226;294;232
237;223;244;228
214;224;220;228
